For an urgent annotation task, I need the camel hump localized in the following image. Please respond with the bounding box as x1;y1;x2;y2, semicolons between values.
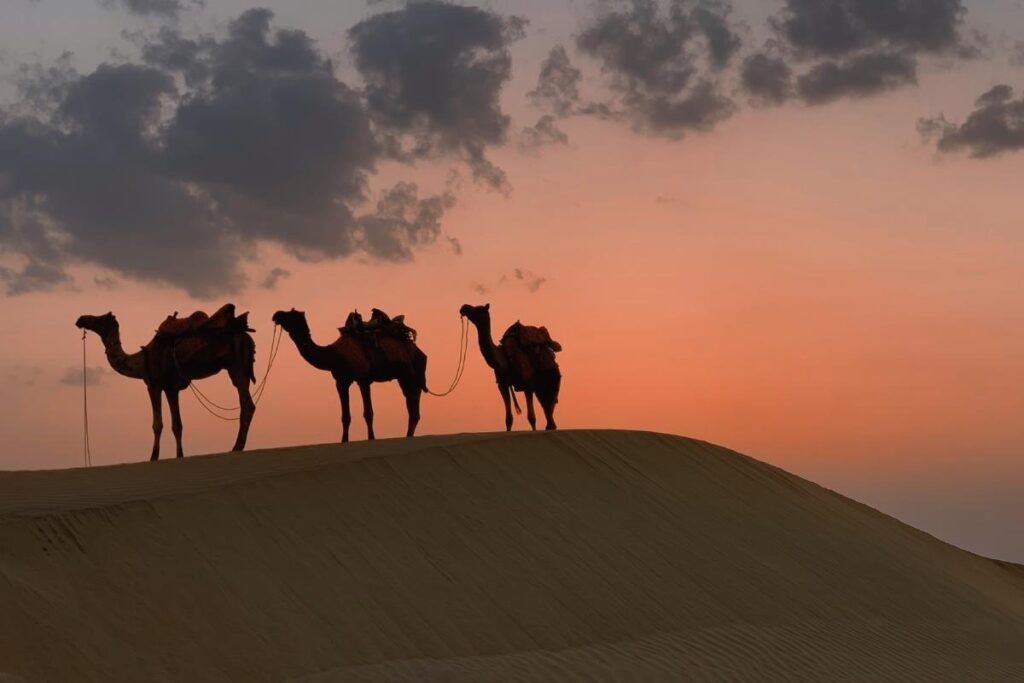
155;303;247;338
502;322;562;353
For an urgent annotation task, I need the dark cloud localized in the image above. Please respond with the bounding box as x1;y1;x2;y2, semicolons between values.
919;85;1024;158
575;0;739;137
772;0;967;57
349;1;526;191
1011;41;1024;68
259;267;290;290
519;115;569;151
528;45;582;116
94;275;119;289
753;0;972;105
0;9;456;298
98;0;203;19
797;51;917;104
60;366;108;387
741;52;793;104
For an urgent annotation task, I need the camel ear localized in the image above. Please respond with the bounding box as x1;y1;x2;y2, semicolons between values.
485;303;490;311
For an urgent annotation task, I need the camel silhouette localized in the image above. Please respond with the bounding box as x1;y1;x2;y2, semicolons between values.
75;305;256;460
460;303;561;431
272;309;427;442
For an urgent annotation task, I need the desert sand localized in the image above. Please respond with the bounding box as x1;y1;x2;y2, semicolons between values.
1;430;1022;681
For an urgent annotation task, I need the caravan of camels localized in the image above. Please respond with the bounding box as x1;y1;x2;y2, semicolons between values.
76;304;562;460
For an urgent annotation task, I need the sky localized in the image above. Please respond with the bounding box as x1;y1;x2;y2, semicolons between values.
0;0;1022;562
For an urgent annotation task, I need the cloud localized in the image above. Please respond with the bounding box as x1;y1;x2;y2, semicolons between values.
0;9;455;298
98;0;203;19
348;1;526;191
741;52;793;104
528;45;582;116
519;115;569;152
919;85;1024;158
60;366;108;387
474;268;548;295
259;268;290;290
575;0;739;137
771;0;968;57
4;365;42;387
513;267;547;293
752;0;973;105
797;51;917;104
1011;41;1024;68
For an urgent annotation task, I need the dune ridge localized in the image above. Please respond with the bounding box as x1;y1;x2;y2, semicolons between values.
1;430;1022;681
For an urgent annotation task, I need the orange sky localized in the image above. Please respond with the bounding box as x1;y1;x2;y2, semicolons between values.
0;0;1022;562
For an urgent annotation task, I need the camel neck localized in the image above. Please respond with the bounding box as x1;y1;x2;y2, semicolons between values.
285;327;335;371
99;329;146;380
471;317;500;369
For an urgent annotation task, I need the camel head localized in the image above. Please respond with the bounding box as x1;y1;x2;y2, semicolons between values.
459;303;490;324
272;309;310;336
76;312;118;338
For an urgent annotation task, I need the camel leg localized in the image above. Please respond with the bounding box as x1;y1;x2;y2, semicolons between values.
525;391;537;431
400;378;421;438
148;385;163;461
336;379;352;443
540;393;558;431
358;381;375;440
166;389;185;458
499;384;513;432
230;369;255;452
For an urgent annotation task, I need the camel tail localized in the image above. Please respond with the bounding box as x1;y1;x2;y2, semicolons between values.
510;388;522;415
418;349;429;394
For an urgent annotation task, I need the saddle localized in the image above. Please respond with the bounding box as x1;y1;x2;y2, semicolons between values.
155;303;252;340
501;322;562;353
340;308;417;343
500;322;561;385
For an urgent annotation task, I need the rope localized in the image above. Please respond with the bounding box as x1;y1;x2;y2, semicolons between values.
427;316;470;397
82;331;92;468
186;324;283;421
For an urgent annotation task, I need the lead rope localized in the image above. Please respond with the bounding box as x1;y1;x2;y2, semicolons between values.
186;324;283;421
427;316;469;397
82;331;92;467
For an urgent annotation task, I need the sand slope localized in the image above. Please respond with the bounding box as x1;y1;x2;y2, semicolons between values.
0;431;1022;681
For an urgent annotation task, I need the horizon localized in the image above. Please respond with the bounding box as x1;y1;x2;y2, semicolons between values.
0;0;1021;564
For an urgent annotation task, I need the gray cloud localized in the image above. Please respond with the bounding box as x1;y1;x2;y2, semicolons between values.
60;365;108;387
741;52;793;104
98;0;203;19
1011;41;1024;68
772;0;967;57
919;84;1024;158
575;0;739;137
348;1;526;192
797;51;917;104
474;268;548;295
528;45;582;117
259;268;290;290
519;115;569;152
748;0;972;105
0;9;456;298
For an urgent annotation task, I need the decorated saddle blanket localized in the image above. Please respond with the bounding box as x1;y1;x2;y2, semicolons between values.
155;303;251;339
340;308;418;343
500;322;561;384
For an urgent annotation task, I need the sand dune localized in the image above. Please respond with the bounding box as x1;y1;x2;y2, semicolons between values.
1;431;1022;681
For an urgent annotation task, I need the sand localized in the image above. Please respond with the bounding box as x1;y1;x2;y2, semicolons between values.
0;430;1022;681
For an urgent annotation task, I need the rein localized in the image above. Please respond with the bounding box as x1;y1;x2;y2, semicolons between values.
178;324;283;421
82;331;92;468
426;316;469;398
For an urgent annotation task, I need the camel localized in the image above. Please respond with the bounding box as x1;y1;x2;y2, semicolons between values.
459;303;561;431
75;305;256;460
271;309;428;442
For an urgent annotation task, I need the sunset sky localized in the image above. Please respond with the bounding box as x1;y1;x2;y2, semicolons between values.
0;0;1022;561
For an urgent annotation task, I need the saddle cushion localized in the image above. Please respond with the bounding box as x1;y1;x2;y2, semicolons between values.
156;304;241;338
